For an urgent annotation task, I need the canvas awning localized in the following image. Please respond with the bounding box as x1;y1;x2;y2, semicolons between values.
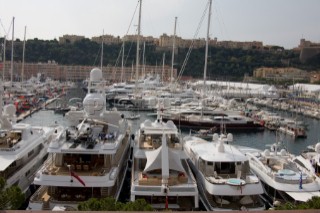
286;191;320;202
144;135;185;174
0;155;16;171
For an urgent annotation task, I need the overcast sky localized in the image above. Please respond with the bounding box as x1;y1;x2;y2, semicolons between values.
1;0;319;49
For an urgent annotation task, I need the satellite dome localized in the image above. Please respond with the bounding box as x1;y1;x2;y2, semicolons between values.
280;149;287;156
264;149;270;156
83;93;105;116
315;143;320;154
4;104;16;116
212;133;219;141
227;133;233;142
90;68;102;82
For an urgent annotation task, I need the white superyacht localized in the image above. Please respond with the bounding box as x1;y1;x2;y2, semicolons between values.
183;133;265;211
28;68;132;210
0;81;59;197
130;110;199;210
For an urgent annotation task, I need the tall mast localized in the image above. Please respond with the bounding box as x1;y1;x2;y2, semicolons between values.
121;41;125;82
171;17;177;85
2;36;6;80
142;41;145;78
135;0;142;93
203;0;212;96
10;17;15;86
162;52;165;83
21;26;26;82
100;30;104;71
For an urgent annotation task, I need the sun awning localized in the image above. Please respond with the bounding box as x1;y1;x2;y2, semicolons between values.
144;135;185;174
286;191;320;202
0;155;17;171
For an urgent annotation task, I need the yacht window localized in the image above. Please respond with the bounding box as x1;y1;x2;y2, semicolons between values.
215;162;235;174
28;150;34;157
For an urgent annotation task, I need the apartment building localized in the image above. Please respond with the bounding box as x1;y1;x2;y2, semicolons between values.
253;67;310;81
0;62;176;83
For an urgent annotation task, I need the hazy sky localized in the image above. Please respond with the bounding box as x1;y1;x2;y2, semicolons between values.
0;0;319;49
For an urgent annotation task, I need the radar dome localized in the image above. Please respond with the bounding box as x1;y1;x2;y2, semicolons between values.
227;133;233;142
4;104;16;116
212;133;219;141
315;143;320;154
90;68;102;82
83;93;106;116
264;149;270;156
280;149;287;156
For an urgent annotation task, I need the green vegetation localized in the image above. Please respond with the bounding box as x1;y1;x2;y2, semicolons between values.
1;37;320;81
0;177;25;210
77;197;153;211
275;196;320;210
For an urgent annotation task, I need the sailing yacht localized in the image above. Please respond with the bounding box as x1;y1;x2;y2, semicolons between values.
183;133;265;211
130;110;199;210
28;68;132;210
0;81;59;197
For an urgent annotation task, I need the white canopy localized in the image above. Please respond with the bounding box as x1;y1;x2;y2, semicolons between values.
286;191;320;202
0;154;16;171
144;135;185;174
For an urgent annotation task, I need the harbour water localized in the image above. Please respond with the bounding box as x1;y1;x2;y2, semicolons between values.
23;87;320;156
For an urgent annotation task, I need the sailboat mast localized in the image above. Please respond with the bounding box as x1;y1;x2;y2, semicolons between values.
21;26;26;82
142;41;145;77
2;36;6;81
171;17;177;85
162;52;165;83
135;0;142;93
203;0;212;91
121;41;125;82
10;17;15;86
101;30;104;71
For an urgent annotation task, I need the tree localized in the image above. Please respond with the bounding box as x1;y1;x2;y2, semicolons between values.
122;199;153;211
78;197;153;211
0;177;25;210
275;196;320;210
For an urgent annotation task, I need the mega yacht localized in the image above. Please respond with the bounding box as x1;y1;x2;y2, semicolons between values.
241;142;320;206
0;83;59;197
130;111;199;210
183;133;265;211
293;142;320;177
28;68;132;210
162;106;263;131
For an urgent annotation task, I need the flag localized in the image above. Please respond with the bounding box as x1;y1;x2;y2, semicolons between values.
71;171;86;186
165;195;168;209
299;172;303;189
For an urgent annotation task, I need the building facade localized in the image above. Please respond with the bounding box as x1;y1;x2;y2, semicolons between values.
0;62;176;83
253;67;310;82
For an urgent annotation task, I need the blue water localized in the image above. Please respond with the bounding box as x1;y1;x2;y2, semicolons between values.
23;88;320;156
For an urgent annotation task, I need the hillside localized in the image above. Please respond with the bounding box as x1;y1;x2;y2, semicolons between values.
1;37;320;81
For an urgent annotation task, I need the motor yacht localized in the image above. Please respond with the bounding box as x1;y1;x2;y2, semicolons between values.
241;142;320;207
28;68;132;210
130;111;199;210
0;82;60;197
183;133;265;211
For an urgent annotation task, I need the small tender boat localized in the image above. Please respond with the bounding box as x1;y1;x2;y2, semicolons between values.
190;127;217;139
126;113;140;120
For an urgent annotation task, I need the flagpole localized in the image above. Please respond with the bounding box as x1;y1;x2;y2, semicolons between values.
67;164;73;183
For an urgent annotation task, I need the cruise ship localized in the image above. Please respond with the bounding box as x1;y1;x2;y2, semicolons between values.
28;68;132;210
